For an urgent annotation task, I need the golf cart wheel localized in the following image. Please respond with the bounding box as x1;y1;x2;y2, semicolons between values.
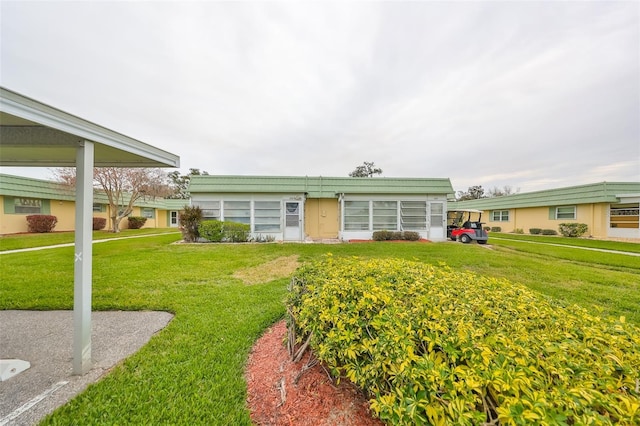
460;234;472;244
477;240;487;245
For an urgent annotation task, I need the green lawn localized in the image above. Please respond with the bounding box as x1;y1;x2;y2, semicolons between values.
1;235;639;424
0;228;180;251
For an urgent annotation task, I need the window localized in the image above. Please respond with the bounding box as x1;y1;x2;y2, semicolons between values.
372;201;397;230
491;210;509;222
556;206;576;220
400;201;426;230
14;198;42;214
255;201;281;232
610;203;639;229
93;203;104;213
142;208;155;219
224;201;250;224
344;201;370;230
198;201;220;220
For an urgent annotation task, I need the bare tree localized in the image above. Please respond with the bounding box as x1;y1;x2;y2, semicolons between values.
486;185;519;197
456;185;486;201
55;167;172;233
349;161;383;177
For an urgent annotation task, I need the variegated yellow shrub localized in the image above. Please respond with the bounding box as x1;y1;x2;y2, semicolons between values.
287;255;640;425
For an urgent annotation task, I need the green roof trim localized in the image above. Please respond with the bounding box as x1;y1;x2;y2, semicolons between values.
0;174;186;210
454;182;640;210
188;175;454;198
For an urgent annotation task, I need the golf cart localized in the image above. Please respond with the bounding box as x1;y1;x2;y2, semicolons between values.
447;209;489;244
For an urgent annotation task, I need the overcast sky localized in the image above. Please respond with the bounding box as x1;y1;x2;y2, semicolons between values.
1;1;638;194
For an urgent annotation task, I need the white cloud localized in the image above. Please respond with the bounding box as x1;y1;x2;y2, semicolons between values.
1;1;637;193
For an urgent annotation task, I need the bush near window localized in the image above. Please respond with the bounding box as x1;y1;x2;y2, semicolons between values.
198;220;224;242
288;256;640;426
26;215;57;233
93;217;107;231
223;221;250;242
529;228;542;235
490;226;502;232
372;230;421;241
559;223;588;237
542;229;558;235
127;216;147;229
198;220;250;243
513;228;524;234
179;205;202;242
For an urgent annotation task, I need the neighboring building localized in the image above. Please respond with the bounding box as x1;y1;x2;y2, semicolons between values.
0;174;186;234
454;182;640;239
188;175;455;242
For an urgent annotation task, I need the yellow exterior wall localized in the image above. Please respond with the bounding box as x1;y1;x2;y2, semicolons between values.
49;200;76;231
482;203;611;238
0;196;174;235
1;196;76;233
0;195;30;234
304;198;339;239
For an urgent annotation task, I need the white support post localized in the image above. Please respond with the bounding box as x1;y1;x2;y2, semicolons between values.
73;140;94;375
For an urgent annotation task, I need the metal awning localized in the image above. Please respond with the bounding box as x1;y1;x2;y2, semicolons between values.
0;87;180;375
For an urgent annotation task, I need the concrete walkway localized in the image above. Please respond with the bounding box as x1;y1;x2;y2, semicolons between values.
0;310;173;426
490;237;640;257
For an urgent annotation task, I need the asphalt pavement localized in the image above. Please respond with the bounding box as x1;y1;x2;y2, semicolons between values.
0;310;173;426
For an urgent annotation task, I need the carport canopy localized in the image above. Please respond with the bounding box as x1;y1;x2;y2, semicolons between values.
0;87;180;374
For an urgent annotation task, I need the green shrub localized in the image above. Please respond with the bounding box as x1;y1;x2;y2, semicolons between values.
223;221;250;242
288;256;640;426
542;229;558;235
529;228;542;235
559;223;589;237
253;234;276;243
513;228;524;234
127;216;147;229
26;215;57;233
373;230;394;241
198;220;224;242
402;231;420;241
373;231;421;241
179;205;202;242
93;217;107;230
490;227;502;232
484;226;491;231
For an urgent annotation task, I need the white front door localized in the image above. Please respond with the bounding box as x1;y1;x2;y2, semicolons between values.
170;211;179;227
429;202;445;240
284;201;302;240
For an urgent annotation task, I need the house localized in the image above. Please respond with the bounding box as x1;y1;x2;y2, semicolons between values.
0;173;186;234
454;182;640;239
188;175;455;242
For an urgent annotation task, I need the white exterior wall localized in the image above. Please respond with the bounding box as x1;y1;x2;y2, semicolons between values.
191;193;305;241
338;194;448;242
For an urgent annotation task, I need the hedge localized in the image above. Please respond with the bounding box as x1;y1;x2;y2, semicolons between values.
288;256;640;425
372;231;421;241
127;216;147;229
93;217;107;231
559;223;588;237
197;220;250;243
26;215;57;233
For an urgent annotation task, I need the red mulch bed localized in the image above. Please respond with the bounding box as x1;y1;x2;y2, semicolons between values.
246;320;384;426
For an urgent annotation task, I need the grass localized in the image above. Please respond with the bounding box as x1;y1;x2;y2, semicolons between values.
0;228;180;251
1;236;639;424
490;232;640;253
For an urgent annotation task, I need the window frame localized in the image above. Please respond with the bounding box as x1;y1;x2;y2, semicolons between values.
491;210;510;222
555;206;576;220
